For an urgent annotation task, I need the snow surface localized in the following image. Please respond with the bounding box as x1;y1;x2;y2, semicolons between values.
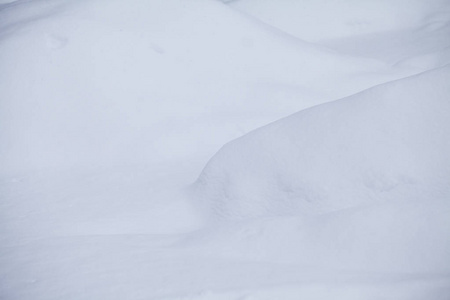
1;0;450;299
193;65;450;273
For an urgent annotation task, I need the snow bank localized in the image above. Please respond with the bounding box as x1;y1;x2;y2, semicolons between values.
195;65;450;218
192;65;450;272
227;0;450;67
0;0;404;177
2;0;450;298
227;0;447;42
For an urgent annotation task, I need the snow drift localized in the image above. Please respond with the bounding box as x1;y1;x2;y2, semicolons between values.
195;65;450;219
2;0;450;298
227;0;447;42
229;0;450;67
192;65;450;272
0;0;406;177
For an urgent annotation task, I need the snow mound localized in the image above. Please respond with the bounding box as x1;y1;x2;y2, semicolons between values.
227;0;450;68
0;0;405;176
226;0;446;42
192;65;450;273
194;65;450;220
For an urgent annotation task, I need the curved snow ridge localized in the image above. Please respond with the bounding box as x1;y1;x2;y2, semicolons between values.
227;0;450;72
193;64;450;220
0;0;407;175
225;0;447;42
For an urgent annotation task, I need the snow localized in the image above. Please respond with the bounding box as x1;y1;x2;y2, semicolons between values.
194;66;450;220
226;0;447;41
1;0;449;299
192;66;450;275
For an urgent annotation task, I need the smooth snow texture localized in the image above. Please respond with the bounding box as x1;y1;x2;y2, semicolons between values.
192;65;450;273
227;0;448;41
1;0;450;299
195;66;450;219
0;0;414;176
229;0;450;66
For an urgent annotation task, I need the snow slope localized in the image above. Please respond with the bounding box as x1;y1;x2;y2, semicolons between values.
193;65;450;273
1;0;428;237
227;0;448;42
1;0;450;299
229;0;450;66
195;66;450;220
0;0;411;176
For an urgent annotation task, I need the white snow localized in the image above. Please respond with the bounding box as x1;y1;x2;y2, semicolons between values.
195;66;450;220
193;65;450;273
1;0;449;299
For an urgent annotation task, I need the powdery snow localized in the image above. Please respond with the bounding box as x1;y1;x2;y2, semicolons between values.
192;65;450;273
194;66;450;220
1;0;449;299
